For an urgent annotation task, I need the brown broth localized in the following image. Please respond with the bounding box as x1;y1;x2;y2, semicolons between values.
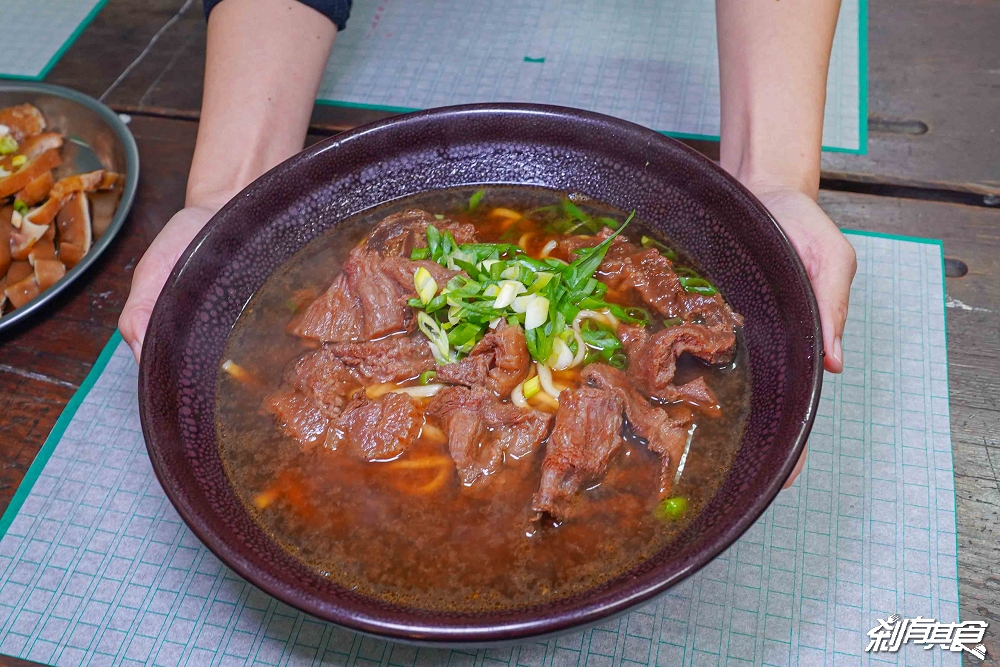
216;186;749;612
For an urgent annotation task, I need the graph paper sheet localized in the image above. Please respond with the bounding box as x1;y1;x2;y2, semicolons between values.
0;232;957;666
318;0;865;152
0;0;107;80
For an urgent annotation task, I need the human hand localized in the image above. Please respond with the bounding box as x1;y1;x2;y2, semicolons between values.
747;183;857;487
118;203;222;363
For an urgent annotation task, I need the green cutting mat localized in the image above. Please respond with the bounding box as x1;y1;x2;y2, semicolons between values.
319;0;867;153
0;0;108;80
0;231;957;666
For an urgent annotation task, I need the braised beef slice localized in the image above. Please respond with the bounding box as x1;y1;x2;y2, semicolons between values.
267;388;330;445
491;405;552;460
328;335;435;383
435;353;491;389
382;257;457;292
290;273;362;342
434;322;530;397
666;377;719;415
345;253;412;340
620;323;727;409
553;234;603;260
334;392;422;461
556;230;743;334
617;324;724;416
286;349;358;419
363;209;476;259
582;364;693;496
291;209;472;343
269;334;434;445
293;255;459;343
531;387;624;521
428;386;552;485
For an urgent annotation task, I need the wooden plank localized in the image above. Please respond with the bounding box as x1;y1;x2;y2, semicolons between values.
821;0;1000;193
42;0;195;103
0;117;996;662
45;0;1000;192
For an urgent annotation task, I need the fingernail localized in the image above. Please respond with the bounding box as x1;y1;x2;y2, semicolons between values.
831;336;843;368
130;341;142;363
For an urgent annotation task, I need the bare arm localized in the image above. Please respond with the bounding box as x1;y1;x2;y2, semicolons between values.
187;0;336;208
716;0;856;371
716;0;857;486
120;0;336;358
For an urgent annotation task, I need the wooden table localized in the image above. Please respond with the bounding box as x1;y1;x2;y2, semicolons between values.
1;0;998;664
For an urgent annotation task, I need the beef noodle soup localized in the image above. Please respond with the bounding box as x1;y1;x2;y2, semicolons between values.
217;187;749;611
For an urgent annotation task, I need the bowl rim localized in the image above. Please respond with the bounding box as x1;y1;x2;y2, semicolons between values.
139;102;823;645
0;80;140;332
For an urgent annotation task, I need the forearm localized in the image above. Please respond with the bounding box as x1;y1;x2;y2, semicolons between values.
186;0;337;208
716;0;841;198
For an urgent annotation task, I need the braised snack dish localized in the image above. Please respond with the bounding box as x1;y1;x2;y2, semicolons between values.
217;187;748;610
0;103;124;315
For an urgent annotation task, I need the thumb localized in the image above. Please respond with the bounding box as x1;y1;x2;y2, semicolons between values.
119;245;178;363
118;205;217;362
809;237;856;373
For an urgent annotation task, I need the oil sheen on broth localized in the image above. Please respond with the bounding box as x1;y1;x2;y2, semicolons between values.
216;187;748;612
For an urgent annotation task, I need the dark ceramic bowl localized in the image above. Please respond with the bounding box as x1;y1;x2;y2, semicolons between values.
139;104;822;645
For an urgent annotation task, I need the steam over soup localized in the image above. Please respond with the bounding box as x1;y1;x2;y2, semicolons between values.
217;187;749;611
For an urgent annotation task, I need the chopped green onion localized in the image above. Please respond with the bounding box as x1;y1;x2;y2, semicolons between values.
413;266;438;304
408;209;657;366
604;304;650;326
447;322;481;349
424;294;447;313
655;496;688;521
452;258;485;280
426;225;442;259
641;235;678;260
663;317;684;327
624;307;650;325
526;272;554;294
522;375;541;399
0;135;17;155
678;276;718;295
434;214;445;220
499;265;520;280
511;293;534;313
562;200;589;223
10;154;26;168
546;337;573;370
468;189;485;211
565;211;634;290
417;311;453;364
524;295;549;330
419;370;437;385
493;280;526;309
12;199;29;216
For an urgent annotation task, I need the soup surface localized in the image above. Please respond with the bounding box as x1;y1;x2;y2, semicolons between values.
217;187;748;612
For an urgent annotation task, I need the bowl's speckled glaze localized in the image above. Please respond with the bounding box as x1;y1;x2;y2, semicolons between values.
138;104;822;646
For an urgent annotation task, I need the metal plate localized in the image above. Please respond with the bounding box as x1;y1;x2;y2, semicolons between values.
0;81;139;332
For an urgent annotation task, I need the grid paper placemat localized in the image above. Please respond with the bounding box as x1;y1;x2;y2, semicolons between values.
0;231;957;667
318;0;866;153
0;0;107;80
